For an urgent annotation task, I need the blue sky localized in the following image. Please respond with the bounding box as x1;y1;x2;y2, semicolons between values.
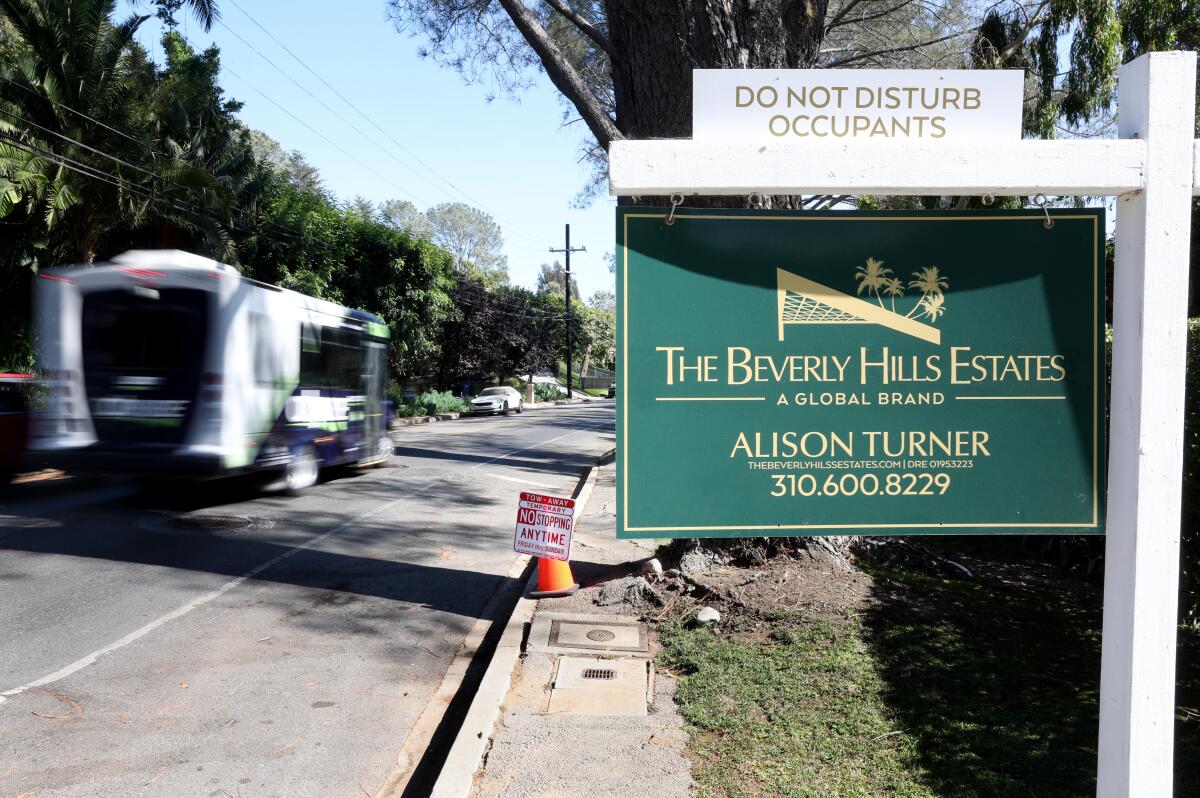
123;0;616;299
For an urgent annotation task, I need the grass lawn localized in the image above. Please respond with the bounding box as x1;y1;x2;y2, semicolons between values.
656;545;1200;797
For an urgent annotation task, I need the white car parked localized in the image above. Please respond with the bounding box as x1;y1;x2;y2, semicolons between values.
469;386;523;416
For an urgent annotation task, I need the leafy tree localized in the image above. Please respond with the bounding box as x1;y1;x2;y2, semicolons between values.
248;129;324;194
536;259;578;298
145;31;260;258
238;170;455;381
425;200;509;284
0;0;158;264
152;0;218;31
1115;1;1200;314
436;277;554;386
588;288;614;312
0;3;246;265
380;198;432;238
347;195;378;221
576;301;614;373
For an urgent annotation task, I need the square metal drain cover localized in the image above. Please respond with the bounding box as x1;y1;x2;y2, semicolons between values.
548;657;651;716
528;612;651;657
549;619;647;653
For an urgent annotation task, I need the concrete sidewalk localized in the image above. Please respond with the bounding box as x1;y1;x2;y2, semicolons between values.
466;460;693;798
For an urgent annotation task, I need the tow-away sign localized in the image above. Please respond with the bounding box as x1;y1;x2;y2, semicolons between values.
514;492;575;560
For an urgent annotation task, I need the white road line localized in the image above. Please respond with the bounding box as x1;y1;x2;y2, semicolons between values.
0;503;383;705
0;413;612;705
485;473;558;489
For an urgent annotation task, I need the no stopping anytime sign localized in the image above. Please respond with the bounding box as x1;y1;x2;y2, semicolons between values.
513;492;576;560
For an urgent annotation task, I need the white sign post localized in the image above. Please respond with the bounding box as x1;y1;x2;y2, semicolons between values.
610;53;1198;797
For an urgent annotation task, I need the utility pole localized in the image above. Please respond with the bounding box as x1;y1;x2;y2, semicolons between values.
550;224;585;398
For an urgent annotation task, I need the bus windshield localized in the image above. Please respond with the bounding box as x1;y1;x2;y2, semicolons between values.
80;288;209;446
82;289;209;373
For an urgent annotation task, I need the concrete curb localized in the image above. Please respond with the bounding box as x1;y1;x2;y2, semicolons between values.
390;399;613;429
426;460;604;798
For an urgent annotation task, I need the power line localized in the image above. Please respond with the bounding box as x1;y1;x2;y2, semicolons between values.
0;133;297;248
0;93;303;242
1;107;176;186
0;75;152;153
213;58;432;210
221;0;556;249
452;296;569;320
213;19;439;193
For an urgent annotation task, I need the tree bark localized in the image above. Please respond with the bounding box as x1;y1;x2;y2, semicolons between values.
605;0;830;208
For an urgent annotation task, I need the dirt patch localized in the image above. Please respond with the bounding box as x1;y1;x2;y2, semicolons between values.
680;550;873;620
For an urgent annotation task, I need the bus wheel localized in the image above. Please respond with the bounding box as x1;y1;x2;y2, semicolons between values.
285;446;319;493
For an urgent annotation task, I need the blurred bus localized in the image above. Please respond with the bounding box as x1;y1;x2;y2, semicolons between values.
31;250;393;491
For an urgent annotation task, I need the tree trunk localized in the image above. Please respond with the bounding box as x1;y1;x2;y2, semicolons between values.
606;0;830;209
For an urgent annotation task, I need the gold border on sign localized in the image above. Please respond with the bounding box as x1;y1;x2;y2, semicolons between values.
620;211;1102;534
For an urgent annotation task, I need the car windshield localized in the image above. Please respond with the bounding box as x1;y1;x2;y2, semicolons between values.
479;388;509;397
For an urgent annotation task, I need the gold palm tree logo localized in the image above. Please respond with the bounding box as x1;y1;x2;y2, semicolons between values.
855;258;892;306
778;259;951;346
853;259;950;323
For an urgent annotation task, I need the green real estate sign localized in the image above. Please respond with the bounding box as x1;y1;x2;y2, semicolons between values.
616;208;1104;538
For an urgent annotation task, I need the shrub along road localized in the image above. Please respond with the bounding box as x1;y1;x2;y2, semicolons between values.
0;404;613;797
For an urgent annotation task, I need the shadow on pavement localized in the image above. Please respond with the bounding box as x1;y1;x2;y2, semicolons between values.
0;473;521;621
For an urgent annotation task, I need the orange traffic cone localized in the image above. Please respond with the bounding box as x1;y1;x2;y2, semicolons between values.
530;556;579;598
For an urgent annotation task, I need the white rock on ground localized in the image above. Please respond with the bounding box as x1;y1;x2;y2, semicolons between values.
696;607;720;625
640;558;663;576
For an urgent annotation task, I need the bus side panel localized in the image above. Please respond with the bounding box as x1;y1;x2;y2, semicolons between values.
257;315;369;470
31;275;94;450
215;282;301;471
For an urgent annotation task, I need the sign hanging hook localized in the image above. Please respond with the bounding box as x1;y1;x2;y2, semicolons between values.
665;194;685;226
1034;194;1055;229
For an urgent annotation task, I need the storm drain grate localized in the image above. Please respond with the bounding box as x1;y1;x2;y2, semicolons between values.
139;514;273;536
586;629;616;642
548;657;652;716
166;514;253;531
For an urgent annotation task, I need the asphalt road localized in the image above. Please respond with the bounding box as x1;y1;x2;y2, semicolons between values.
0;403;614;797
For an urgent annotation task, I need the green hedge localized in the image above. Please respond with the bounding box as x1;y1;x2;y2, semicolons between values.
393;390;468;418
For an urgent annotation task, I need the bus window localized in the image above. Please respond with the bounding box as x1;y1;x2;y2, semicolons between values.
299;323;322;388
299;324;362;389
250;312;279;386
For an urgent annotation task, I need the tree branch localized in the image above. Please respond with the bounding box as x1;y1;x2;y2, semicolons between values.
543;0;616;60
998;3;1050;63
495;0;621;148
826;0;915;32
824;28;974;67
825;0;871;31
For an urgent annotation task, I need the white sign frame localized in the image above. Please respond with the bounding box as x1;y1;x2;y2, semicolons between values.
611;52;1198;798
